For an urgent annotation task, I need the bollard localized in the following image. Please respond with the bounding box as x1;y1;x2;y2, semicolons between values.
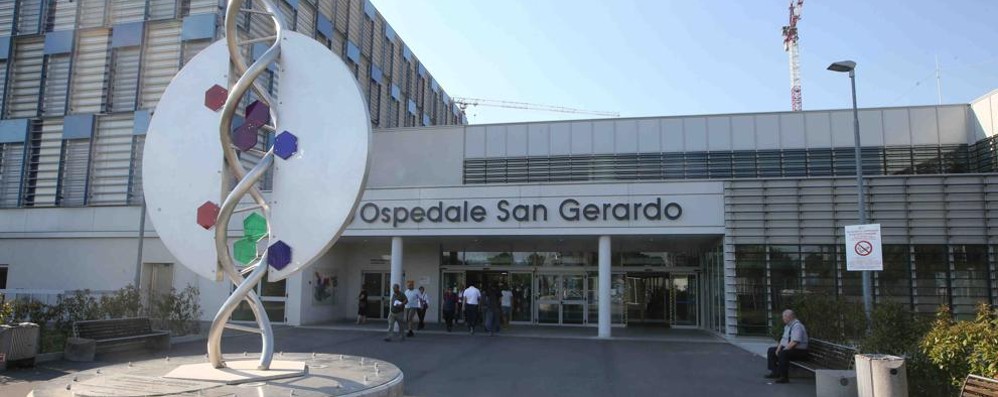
855;354;907;397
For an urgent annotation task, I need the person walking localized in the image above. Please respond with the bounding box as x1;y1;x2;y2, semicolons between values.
416;286;430;330
484;285;502;336
765;309;810;383
462;282;482;334
404;281;420;337
442;287;458;332
500;284;513;326
384;284;407;342
357;289;368;324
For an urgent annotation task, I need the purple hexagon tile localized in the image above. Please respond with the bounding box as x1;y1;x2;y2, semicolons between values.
267;240;292;270
245;100;271;128
274;131;298;160
232;123;259;151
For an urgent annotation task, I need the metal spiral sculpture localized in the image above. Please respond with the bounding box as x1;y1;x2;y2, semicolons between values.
206;0;287;370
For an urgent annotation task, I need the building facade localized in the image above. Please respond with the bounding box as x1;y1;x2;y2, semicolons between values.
2;88;997;336
0;1;996;337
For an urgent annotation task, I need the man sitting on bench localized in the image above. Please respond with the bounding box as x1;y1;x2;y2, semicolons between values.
765;309;809;384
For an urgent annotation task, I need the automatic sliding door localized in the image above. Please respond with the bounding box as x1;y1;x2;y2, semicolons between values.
510;272;532;322
536;274;560;324
670;273;698;327
561;274;586;324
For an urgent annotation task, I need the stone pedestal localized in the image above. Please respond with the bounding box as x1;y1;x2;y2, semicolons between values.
816;369;858;397
63;338;95;362
28;352;403;397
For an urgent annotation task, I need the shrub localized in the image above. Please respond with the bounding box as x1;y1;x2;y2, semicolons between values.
768;292;866;344
99;284;143;319
149;285;202;336
920;304;998;391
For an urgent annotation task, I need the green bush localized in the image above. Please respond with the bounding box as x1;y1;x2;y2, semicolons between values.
148;285;202;336
920;304;998;392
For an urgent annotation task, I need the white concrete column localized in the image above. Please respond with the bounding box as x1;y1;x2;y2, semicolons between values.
598;235;611;339
390;237;403;289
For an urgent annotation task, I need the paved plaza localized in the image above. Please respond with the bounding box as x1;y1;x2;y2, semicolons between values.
0;326;814;396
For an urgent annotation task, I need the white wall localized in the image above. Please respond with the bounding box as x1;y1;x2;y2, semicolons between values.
971;89;998;140
336;240;440;324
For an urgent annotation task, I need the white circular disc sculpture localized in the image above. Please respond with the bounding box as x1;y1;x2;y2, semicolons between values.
144;32;370;282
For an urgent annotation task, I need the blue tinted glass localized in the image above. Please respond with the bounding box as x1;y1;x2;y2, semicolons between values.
346;41;360;63
63;114;96;140
44;30;74;55
182;13;216;41
112;22;145;48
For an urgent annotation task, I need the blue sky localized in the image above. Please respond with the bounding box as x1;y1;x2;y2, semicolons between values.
371;0;998;125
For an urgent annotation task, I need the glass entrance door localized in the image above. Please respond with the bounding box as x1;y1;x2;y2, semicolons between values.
625;274;668;324
362;271;390;319
509;272;533;322
670;273;698;327
535;273;587;325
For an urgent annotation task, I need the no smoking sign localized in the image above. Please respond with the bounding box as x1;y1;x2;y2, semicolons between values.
845;224;882;271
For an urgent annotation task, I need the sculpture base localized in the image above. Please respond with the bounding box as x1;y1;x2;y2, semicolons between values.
28;353;403;397
163;360;306;384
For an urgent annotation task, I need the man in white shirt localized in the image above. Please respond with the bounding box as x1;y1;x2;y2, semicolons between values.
462;282;482;334
404;281;420;337
500;284;513;326
766;309;810;383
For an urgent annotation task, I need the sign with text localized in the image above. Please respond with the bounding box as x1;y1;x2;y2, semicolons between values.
845;224;883;271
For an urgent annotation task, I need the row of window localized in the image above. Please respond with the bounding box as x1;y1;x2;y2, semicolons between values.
733;244;997;335
0;0;466;128
464;142;996;183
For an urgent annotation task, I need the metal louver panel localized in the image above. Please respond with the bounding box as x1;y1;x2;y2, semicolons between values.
42;54;70;116
277;0;295;30
334;0;347;34
127;134;143;204
249;8;276;40
0;1;14;36
140;21;181;109
6;37;44;119
111;0;145;24
186;0;218;15
70;29;109;114
88;113;132;205
50;0;78;31
16;0;43;35
24;119;62;206
0;61;7;113
109;46;140;112
78;0;108;29
296;1;315;38
181;39;210;65
0;143;25;207
59;138;90;206
148;0;177;20
317;0;333;22
371;17;383;67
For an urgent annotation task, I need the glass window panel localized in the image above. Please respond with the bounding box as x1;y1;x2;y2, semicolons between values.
913;245;948;314
807;149;833;177
769;245;801;317
782;150;807;177
732;151;757;178
802;245;836;295
877;245;911;307
663;153;684;179
684;152;707;179
707;151;732;179
757;151;782;177
734;245;767;335
952;245;990;320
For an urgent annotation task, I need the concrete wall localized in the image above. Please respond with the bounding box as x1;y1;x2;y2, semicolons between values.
971;89;998;140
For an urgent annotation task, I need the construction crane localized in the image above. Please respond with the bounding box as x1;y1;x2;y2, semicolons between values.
782;0;804;112
453;97;619;118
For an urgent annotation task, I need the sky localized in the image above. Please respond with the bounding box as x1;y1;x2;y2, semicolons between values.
371;0;998;125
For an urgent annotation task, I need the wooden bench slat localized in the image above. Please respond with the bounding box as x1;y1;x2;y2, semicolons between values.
788;338;859;373
961;375;998;397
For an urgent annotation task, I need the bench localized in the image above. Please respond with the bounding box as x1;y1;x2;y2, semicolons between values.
72;318;170;354
789;338;858;372
961;374;998;397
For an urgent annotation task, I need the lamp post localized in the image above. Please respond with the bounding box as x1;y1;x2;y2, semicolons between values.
827;60;872;330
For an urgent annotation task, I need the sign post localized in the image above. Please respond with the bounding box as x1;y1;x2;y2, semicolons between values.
845;224;883;271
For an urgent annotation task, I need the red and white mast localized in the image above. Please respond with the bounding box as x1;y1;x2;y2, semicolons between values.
782;0;804;111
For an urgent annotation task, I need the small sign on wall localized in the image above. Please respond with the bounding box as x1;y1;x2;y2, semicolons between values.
845;224;883;271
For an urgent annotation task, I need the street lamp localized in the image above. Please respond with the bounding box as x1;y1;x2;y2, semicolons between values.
827;60;872;331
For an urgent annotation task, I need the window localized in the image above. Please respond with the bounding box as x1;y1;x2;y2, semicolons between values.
952;245;990;319
734;245;768;335
802;245;836;295
877;245;912;307
913;245;948;313
0;265;7;289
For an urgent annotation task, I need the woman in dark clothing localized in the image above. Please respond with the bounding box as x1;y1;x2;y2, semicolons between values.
357;289;368;324
442;288;458;332
484;285;502;336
